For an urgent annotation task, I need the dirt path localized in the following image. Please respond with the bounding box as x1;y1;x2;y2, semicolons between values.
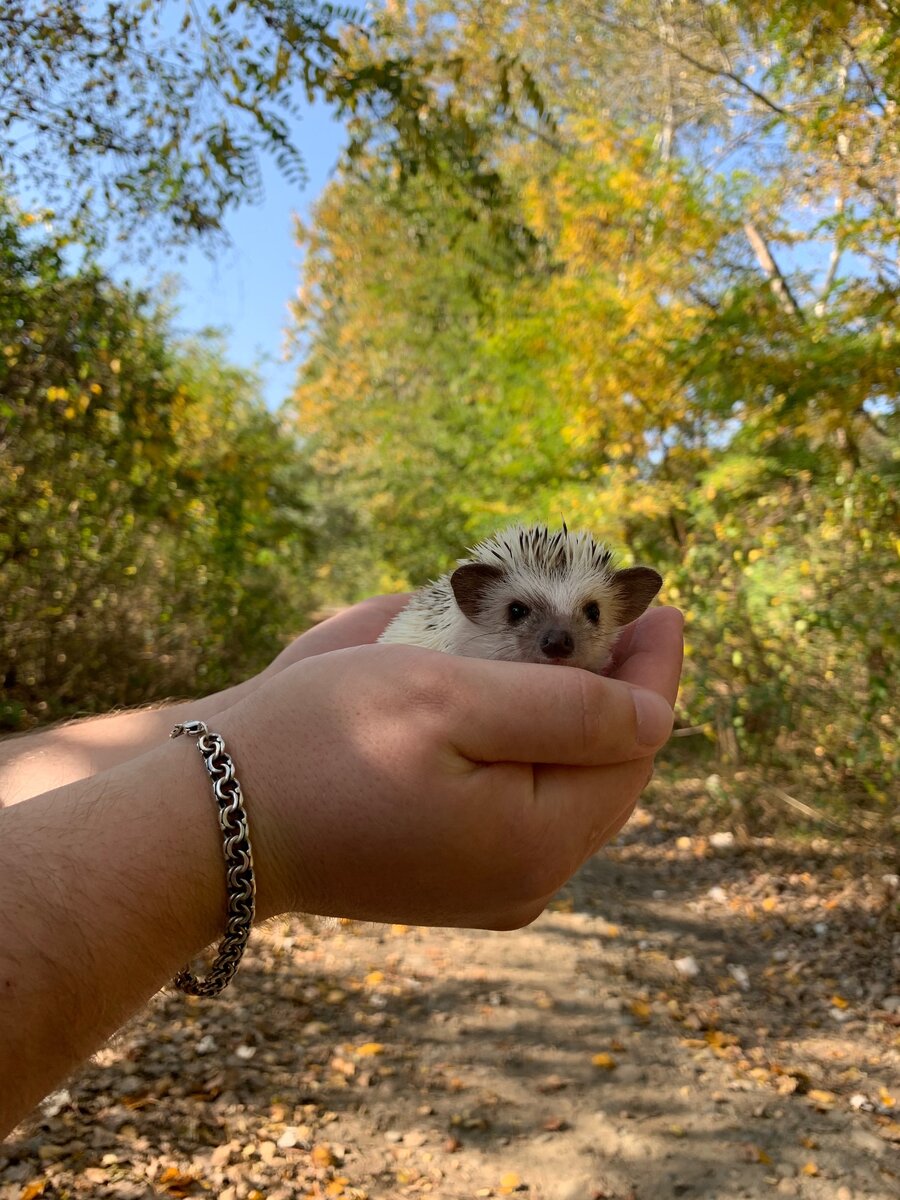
3;795;898;1200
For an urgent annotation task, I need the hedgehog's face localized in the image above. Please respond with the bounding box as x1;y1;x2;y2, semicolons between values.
449;559;662;673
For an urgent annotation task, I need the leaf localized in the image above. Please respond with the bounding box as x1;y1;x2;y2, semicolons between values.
630;1000;651;1023
311;1143;336;1168
591;1053;617;1070
20;1183;49;1200
354;1042;385;1057
807;1089;837;1109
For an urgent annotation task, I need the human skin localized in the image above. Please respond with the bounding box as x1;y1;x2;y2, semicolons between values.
0;600;683;1136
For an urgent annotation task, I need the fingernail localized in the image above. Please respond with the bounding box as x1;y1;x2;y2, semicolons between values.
631;688;674;748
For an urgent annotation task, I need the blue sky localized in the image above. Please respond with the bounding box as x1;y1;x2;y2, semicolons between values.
111;99;346;411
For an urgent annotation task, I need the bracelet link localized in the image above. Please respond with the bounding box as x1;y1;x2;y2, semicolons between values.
170;720;256;996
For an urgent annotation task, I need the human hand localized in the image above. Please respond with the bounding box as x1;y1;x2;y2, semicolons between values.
215;606;683;929
256;594;412;680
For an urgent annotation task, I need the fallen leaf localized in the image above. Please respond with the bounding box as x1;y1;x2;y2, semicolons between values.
801;1161;819;1176
807;1089;837;1109
500;1171;522;1192
312;1143;336;1168
20;1183;48;1200
158;1168;200;1197
591;1053;617;1070
354;1042;385;1057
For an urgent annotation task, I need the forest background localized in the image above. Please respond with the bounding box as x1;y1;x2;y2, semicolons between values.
1;0;897;832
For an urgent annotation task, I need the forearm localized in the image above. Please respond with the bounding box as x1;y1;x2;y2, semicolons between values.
0;719;285;1137
0;675;260;806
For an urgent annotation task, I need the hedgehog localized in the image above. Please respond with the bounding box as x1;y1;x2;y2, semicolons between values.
378;524;663;673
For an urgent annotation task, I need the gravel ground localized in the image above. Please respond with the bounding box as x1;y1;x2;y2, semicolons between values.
3;789;898;1200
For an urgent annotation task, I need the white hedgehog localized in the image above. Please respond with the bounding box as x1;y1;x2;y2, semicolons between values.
379;524;662;673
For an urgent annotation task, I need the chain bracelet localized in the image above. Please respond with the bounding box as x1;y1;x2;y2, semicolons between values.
169;720;256;996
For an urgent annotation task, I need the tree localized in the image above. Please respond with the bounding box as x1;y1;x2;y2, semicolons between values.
0;197;321;727
289;0;899;815
0;1;548;250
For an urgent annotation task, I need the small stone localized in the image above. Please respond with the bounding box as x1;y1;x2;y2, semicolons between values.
276;1128;299;1150
403;1130;427;1147
384;1130;404;1143
674;955;700;978
882;995;900;1013
707;886;727;903
728;964;750;990
710;831;734;849
258;1141;277;1163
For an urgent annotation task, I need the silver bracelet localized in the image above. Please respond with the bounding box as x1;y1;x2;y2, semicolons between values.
169;720;256;995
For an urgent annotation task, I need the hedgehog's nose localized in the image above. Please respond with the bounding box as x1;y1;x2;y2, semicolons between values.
540;629;574;659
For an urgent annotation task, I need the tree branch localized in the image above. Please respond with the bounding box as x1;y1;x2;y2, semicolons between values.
743;222;805;321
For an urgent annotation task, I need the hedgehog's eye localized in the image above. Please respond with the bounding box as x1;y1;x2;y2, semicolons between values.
508;601;531;624
584;601;601;625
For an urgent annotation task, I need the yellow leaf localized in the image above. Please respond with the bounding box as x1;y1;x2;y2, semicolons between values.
630;999;651;1023
21;1183;48;1200
500;1171;522;1191
801;1161;819;1176
762;897;778;912
757;1148;772;1165
354;1042;385;1057
831;995;849;1009
591;1053;617;1070
311;1143;335;1168
878;1088;896;1108
364;971;384;987
807;1089;837;1108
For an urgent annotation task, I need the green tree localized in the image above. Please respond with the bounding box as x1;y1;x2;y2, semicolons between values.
0;1;548;249
290;0;899;816
0;198;319;727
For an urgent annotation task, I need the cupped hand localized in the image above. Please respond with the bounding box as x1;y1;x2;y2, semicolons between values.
216;607;684;931
257;594;412;679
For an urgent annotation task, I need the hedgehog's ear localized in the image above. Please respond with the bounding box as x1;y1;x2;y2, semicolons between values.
609;567;663;625
450;563;506;621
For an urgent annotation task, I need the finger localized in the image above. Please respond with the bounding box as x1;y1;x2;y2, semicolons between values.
607;606;684;706
470;758;651;912
446;656;675;767
536;758;650;855
267;595;412;672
